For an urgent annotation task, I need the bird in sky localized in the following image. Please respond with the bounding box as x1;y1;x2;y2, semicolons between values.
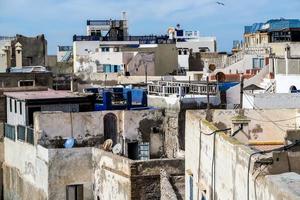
216;1;225;6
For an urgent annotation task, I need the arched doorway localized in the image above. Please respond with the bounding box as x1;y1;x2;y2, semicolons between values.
290;85;297;93
103;113;118;145
215;72;226;82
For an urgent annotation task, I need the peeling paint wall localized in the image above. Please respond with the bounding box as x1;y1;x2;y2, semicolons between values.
34;109;165;157
185;110;300;200
48;148;94;200
3;138;48;199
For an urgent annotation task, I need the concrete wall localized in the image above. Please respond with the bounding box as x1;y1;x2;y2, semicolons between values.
34;109;165;157
93;148;132;200
185;110;300;200
48;148;94;200
276;74;300;93
11;34;47;67
176;39;216;52
93;148;184;200
243;93;300;109
3;138;48;199
0;72;53;88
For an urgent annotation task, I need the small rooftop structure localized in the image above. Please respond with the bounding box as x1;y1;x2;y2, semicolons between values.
4;89;86;101
245;19;300;34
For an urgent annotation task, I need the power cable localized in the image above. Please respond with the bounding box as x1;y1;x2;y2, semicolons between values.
247;140;300;200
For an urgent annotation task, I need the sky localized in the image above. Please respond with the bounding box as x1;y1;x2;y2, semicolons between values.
1;0;300;54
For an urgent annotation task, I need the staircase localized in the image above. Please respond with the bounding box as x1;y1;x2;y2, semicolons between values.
259;76;276;93
170;176;185;200
61;51;72;62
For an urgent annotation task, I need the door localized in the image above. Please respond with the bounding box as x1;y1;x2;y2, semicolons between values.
103;113;118;145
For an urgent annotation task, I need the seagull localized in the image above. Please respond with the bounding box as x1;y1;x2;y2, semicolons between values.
216;1;225;6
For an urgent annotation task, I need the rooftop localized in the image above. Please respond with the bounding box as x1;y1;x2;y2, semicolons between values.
245;18;300;34
4;89;86;100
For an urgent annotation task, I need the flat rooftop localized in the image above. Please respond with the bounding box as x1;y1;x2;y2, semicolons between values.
4;89;86;100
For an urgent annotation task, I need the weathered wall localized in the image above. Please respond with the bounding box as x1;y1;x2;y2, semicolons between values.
35;109;165;157
3;138;48;199
48;148;94;200
0;72;53;88
93;149;184;200
160;169;178;200
130;158;184;200
93;148;132;200
11;34;47;67
185;110;300;200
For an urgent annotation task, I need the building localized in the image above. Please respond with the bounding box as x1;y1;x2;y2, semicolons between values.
3;107;184;200
244;19;300;48
185;109;300;200
147;80;221;158
0;34;47;72
73;15;177;76
57;46;73;63
4;89;94;127
168;25;217;71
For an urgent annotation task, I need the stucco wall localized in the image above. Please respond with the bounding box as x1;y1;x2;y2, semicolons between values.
276;74;300;93
243;93;300;109
93;148;132;200
48;148;94;200
185;110;300;200
34;109;165;157
4;138;48;199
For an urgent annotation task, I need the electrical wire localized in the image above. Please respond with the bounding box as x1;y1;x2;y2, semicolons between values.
200;127;233;200
243;94;287;132
247;140;300;200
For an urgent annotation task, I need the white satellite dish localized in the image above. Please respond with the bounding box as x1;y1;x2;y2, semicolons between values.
112;143;122;154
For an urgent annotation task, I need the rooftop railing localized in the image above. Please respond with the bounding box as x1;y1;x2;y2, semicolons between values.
0;36;16;41
148;81;218;96
73;35;175;44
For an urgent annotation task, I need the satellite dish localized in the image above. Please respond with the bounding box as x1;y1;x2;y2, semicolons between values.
112;143;122;155
64;138;75;148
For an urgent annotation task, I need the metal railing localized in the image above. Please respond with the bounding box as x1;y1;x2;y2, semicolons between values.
4;123;34;145
17;125;26;141
148;81;218;96
27;127;34;145
4;123;15;141
73;35;174;44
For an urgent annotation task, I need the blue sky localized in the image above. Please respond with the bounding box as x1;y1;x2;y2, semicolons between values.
1;0;300;54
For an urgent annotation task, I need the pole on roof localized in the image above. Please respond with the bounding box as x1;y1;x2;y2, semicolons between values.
240;74;244;109
206;76;210;110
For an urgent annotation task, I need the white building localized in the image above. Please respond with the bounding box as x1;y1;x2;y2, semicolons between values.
168;27;217;71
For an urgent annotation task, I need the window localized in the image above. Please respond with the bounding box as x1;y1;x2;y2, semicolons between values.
14;100;17;113
114;47;120;52
19;102;22;115
189;175;193;200
17;125;26;141
66;185;83;200
101;47;109;52
9;98;12;112
4;123;15;141
19;80;35;87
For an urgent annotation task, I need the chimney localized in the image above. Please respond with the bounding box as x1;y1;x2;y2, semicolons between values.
231;111;251;138
15;42;23;67
285;44;291;75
